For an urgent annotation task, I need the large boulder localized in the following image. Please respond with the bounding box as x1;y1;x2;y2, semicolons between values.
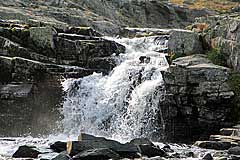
161;54;234;142
168;30;203;56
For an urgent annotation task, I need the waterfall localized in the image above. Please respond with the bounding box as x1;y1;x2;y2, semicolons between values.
61;35;169;141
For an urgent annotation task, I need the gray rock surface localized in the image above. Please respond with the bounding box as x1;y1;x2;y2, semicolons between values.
168;30;203;55
193;14;240;71
160;54;234;142
0;0;214;35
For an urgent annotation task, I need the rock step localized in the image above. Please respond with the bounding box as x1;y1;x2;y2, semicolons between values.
194;140;236;150
210;135;240;144
220;128;240;136
57;33;102;41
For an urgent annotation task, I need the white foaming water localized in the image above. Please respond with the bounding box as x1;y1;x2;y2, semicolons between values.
61;36;169;141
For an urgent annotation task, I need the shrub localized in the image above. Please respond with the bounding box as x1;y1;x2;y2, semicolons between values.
207;48;227;66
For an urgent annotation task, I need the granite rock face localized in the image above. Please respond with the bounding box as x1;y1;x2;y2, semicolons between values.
160;54;234;142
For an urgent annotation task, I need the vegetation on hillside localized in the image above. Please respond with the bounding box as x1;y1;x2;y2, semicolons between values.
169;0;239;12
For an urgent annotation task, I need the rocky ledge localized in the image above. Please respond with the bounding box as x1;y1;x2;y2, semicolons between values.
0;20;125;136
160;54;234;142
194;125;240;160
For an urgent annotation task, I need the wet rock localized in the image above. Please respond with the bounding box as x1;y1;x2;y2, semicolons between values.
194;141;232;150
138;144;167;158
202;153;213;160
50;141;67;153
168;30;203;56
209;135;240;144
72;148;120;160
228;146;240;155
215;157;228;160
12;145;40;158
67;140;139;158
185;151;194;157
129;138;154;146
220;128;239;136
161;145;174;153
230;155;240;160
52;151;72;160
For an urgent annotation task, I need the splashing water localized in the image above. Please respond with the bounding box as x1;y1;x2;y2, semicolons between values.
61;36;169;141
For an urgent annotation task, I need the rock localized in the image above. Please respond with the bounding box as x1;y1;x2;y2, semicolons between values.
161;54;234;142
12;145;40;158
129;138;154;146
138;144;167;158
185;151;194;157
194;141;232;150
0;56;13;83
230;155;240;160
67;140;139;158
194;14;240;71
66;27;101;37
54;37;125;66
72;148;120;160
202;153;213;160
214;157;227;160
209;135;240;144
220;128;239;136
0;83;33;99
52;152;72;160
228;146;240;155
168;30;203;56
162;145;174;153
120;28;170;38
29;26;56;50
50;141;67;153
78;133;106;141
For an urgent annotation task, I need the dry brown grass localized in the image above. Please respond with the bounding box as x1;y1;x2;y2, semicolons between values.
169;0;239;12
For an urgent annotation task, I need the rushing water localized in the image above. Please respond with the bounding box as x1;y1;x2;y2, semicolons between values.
61;36;169;141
